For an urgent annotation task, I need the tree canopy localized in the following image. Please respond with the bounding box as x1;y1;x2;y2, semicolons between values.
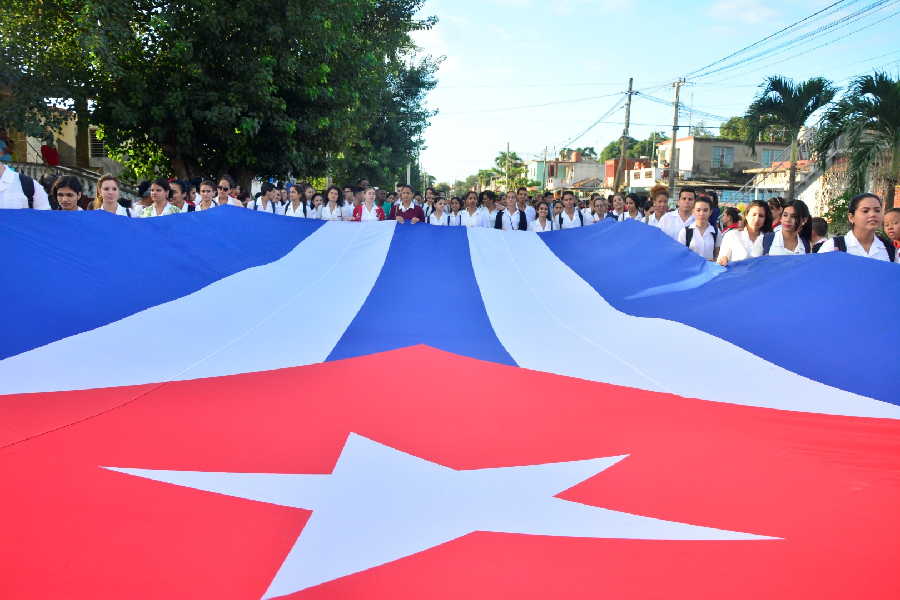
0;0;438;188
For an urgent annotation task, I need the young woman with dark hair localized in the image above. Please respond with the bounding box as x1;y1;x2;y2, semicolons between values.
460;191;485;227
718;200;771;265
215;175;242;207
606;194;625;221
52;176;84;211
720;207;741;233
818;193;896;262
170;179;195;212
427;196;452;226
140;178;179;217
752;199;811;256
196;180;217;211
320;185;344;221
768;197;785;232
448;196;463;225
623;193;644;221
528;201;554;232
284;184;306;217
677;196;720;260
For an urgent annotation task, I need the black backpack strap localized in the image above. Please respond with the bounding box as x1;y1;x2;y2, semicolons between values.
188;203;196;212
494;211;503;229
812;240;824;253
519;211;527;231
558;214;563;228
711;226;718;246
833;236;847;252
684;226;693;247
19;173;35;209
877;234;896;262
126;206;131;217
801;237;810;253
762;232;775;255
578;211;583;226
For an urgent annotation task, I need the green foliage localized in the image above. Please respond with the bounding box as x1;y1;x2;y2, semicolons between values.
599;132;666;162
600;137;637;162
719;116;788;143
815;72;900;208
690;121;713;136
0;0;438;186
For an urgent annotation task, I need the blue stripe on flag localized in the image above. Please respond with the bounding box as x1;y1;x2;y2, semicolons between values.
542;220;900;405
327;224;515;365
0;207;322;359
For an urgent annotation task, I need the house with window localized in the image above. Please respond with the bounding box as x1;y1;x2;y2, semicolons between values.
528;151;603;191
655;136;789;183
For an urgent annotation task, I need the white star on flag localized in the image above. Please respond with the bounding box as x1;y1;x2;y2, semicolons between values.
106;433;776;599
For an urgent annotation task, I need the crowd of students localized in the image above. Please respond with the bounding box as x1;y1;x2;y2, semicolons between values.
4;164;899;264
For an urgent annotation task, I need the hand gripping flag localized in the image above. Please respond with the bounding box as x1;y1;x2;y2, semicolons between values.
1;207;899;600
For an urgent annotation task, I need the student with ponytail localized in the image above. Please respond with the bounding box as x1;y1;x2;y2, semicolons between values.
751;199;811;256
818;193;896;262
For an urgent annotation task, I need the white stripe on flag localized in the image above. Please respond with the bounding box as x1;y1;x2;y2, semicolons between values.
466;228;900;419
0;221;396;394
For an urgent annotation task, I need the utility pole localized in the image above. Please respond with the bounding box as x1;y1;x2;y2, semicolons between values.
542;146;547;192
613;77;633;193
667;78;684;194
406;162;411;186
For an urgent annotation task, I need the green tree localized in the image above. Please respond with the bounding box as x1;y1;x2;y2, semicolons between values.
690;121;713;136
745;75;837;201
720;116;789;143
815;72;900;209
575;146;597;159
600;136;637;162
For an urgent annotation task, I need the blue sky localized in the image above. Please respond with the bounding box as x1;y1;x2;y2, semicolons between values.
411;0;900;183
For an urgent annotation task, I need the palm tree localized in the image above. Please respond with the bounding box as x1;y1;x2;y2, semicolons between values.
814;72;900;208
745;76;837;201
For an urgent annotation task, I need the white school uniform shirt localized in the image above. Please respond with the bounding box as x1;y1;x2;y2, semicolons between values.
341;204;356;220
247;199;280;214
320;203;344;221
195;200;216;212
644;212;665;228
658;211;695;239
817;230;894;262
717;228;756;264
283;202;306;218
307;204;322;219
750;230;807;257
448;211;463;226
496;209;527;231
459;208;486;228
358;204;381;221
529;217;554;232
216;197;244;207
677;223;721;260
622;211;643;222
427;212;452;226
557;209;586;229
139;203;180;218
583;208;602;224
0;166;50;209
520;204;536;223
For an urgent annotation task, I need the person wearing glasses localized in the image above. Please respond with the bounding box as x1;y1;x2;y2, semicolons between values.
215;175;243;207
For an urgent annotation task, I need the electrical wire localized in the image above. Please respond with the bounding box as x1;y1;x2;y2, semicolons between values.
439;91;626;115
557;96;627;149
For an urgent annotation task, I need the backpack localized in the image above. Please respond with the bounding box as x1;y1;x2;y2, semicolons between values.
684;225;718;249
19;173;35;209
557;210;584;228
832;235;896;262
495;210;527;231
762;231;809;255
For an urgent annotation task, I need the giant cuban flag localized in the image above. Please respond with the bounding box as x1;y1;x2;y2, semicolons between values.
1;207;899;600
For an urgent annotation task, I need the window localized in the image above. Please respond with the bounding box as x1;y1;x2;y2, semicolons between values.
89;128;106;158
761;149;780;167
711;146;734;169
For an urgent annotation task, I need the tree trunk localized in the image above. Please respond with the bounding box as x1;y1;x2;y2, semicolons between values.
171;156;189;179
74;96;90;170
786;136;799;202
237;168;254;198
887;138;900;209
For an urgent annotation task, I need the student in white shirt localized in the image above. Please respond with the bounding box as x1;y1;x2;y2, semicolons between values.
284;184;308;217
248;182;281;214
0;163;50;209
584;196;606;224
460;191;486;227
308;192;324;219
352;187;385;221
677;196;720;260
623;193;644;221
140;178;180;217
427;197;453;225
817;193;896;262
718;200;772;266
215;175;243;207
528;201;554;232
516;187;536;223
751;200;811;257
644;185;669;227
195;180;217;211
659;186;696;239
448;196;463;225
557;190;587;229
552;200;563;222
494;191;528;230
52;176;85;211
95;174;133;216
606;194;625;221
320;185;344;221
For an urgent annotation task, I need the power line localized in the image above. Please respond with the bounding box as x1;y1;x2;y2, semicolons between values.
557;95;627;149
690;0;899;80
439;91;626;115
685;0;860;77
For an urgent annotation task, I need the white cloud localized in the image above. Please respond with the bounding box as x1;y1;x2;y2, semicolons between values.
709;0;776;24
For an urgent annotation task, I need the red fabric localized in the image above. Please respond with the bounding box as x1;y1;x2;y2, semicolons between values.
40;145;60;166
1;345;898;599
389;203;425;223
352;204;385;221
